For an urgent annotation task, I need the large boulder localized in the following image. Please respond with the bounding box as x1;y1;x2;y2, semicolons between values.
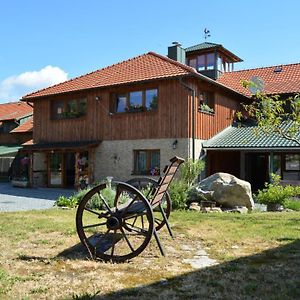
197;173;254;210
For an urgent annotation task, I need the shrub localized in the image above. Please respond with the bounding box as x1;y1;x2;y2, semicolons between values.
71;188;91;203
169;180;189;210
283;199;300;211
256;174;299;206
169;159;205;209
55;195;78;208
179;159;205;187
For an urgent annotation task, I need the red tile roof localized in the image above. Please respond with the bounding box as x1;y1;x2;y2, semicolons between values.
0;101;33;121
23;52;198;100
217;63;300;97
10;117;33;133
22;139;33;146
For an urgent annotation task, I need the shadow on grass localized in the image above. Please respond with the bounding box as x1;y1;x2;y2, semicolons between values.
70;239;300;300
57;242;89;260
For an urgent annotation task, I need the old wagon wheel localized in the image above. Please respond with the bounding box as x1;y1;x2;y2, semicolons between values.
76;182;154;262
126;177;172;231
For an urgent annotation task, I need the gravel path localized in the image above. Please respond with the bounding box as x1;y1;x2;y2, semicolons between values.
0;183;74;212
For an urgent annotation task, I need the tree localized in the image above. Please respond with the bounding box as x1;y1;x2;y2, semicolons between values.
236;80;300;145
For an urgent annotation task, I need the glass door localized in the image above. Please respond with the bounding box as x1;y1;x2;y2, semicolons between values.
49;153;63;186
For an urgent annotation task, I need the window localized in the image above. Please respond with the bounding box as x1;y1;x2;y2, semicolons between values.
285;154;300;171
188;53;216;71
51;98;87;119
129;91;143;111
273;153;300;181
197;55;205;71
113;89;158;113
116;94;127;113
134;150;160;175
189;58;197;69
145;89;158;111
198;91;215;113
206;53;215;70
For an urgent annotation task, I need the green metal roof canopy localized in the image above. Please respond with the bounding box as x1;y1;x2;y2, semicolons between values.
0;145;22;156
203;122;300;150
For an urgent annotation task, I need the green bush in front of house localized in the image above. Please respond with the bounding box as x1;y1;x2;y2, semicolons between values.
55;188;91;208
169;159;205;210
55;195;79;208
256;174;300;210
55;185;128;209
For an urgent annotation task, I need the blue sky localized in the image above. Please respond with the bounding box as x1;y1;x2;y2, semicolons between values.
1;0;300;102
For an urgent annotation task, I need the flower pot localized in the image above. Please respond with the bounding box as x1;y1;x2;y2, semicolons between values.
267;203;282;212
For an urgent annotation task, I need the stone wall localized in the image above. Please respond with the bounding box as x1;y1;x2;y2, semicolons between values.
93;138;204;182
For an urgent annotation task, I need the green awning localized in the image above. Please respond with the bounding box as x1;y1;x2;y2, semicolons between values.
203;122;300;150
0;145;22;156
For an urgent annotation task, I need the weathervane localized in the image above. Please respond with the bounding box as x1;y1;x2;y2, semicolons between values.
204;28;211;40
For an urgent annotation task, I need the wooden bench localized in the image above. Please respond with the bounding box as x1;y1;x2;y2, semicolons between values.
76;156;185;262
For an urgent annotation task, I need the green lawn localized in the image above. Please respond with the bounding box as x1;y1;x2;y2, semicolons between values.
0;209;299;299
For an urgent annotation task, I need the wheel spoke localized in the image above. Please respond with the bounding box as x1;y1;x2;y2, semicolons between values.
154;217;163;225
120;227;134;252
83;207;103;217
98;192;113;213
124;211;148;221
141;215;144;229
124;222;148;236
113;184;123;210
83;221;107;229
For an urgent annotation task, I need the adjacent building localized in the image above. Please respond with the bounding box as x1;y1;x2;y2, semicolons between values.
0;101;33;181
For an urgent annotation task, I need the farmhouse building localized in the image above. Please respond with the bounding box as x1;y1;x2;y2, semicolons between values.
21;42;300;189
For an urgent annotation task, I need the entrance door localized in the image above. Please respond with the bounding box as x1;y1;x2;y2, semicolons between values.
245;153;269;191
49;153;63;186
65;152;75;187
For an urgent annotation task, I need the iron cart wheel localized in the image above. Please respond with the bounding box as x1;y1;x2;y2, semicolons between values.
76;182;154;262
126;177;172;231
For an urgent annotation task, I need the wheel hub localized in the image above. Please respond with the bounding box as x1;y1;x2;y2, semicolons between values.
106;216;120;230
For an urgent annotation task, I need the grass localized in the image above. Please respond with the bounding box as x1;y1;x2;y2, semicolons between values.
0;209;299;299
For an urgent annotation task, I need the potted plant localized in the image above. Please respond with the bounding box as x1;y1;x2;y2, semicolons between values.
256;174;295;211
11;176;29;188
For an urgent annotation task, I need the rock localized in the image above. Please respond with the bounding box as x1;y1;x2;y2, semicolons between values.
198;173;254;210
267;203;283;212
189;202;201;211
188;187;214;203
201;207;222;213
222;206;248;214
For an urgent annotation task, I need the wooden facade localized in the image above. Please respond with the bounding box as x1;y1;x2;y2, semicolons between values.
33;78;240;144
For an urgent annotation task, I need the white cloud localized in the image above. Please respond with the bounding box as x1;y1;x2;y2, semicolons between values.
0;66;68;103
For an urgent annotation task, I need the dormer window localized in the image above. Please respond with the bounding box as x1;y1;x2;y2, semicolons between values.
185;42;243;79
188;53;215;71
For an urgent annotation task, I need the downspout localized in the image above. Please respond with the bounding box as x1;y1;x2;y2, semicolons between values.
26;101;34;108
179;78;196;161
